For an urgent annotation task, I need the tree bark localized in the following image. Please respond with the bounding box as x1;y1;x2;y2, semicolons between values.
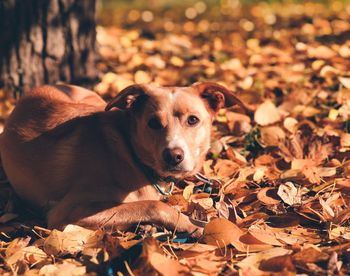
0;0;97;98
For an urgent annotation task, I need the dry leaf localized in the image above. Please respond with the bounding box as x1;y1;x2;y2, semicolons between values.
293;246;329;264
135;238;189;275
44;225;95;255
307;46;336;59
237;247;292;271
39;263;86;276
259;254;295;272
257;188;281;205
6;246;47;268
339;77;350;89
213;159;240;178
277;182;305;206
203;218;244;249
259;126;286;147
283;117;298;133
254;100;282;126
248;223;283;246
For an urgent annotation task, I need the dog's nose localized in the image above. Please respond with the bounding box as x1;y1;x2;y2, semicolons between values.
162;147;184;166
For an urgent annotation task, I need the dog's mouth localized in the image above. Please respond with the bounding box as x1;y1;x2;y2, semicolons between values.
157;165;194;179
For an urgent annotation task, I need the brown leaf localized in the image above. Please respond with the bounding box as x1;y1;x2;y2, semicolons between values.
259;126;286;147
203;218;244;249
248;223;283;246
259;254;295;272
237;247;292;271
213;159;240;178
134;238;189;275
167;194;190;212
43;225;95;256
293;246;329;264
257;188;281;205
5;237;31;258
266;213;300;228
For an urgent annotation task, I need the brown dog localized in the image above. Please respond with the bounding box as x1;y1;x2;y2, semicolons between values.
0;82;245;235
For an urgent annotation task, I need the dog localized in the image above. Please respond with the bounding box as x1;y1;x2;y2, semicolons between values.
0;82;246;236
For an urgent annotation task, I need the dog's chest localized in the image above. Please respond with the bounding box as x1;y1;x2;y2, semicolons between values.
122;184;162;202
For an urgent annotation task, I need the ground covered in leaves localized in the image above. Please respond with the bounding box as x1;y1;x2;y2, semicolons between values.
1;1;350;275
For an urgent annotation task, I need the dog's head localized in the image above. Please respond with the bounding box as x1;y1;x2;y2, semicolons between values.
105;82;246;179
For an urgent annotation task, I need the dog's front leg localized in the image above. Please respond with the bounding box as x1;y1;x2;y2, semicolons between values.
49;200;203;237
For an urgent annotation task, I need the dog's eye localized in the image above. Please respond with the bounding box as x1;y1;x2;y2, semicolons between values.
148;117;163;130
187;115;200;126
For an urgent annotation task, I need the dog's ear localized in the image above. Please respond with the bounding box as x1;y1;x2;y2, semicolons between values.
105;84;149;111
193;82;248;113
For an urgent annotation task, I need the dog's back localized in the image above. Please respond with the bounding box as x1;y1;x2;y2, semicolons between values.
0;85;107;206
3;85;106;141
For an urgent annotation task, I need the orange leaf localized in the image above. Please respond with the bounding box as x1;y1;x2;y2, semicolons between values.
203;218;244;249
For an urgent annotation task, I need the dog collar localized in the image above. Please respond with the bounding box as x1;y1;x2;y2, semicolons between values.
152;178;175;196
137;161;177;196
153;173;215;196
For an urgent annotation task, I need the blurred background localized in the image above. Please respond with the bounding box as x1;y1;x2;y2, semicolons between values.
1;0;350;121
92;0;350;99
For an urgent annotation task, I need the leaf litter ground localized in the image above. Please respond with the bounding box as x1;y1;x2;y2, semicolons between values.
1;1;350;275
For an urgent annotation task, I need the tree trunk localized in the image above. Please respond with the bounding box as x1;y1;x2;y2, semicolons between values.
0;0;97;98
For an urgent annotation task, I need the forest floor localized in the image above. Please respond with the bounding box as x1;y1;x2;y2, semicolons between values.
1;1;350;275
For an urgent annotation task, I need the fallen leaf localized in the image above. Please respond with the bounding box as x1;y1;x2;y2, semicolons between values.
213;159;240;178
254;100;282;126
39;263;86;276
266;213;300;228
293;246;329;264
248;223;283;246
5;237;31;258
134;70;152;84
257;187;281;205
237;247;292;271
43;225;95;256
259;254;295;272
259;126;286;147
203;218;244;249
339;77;350;89
283;117;298;133
277;182;304;206
6;246;47;268
307;45;336;59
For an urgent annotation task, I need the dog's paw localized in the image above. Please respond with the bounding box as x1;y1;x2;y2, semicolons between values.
189;227;203;239
135;224;158;235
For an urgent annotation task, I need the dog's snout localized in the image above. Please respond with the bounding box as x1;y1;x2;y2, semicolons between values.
162;147;184;166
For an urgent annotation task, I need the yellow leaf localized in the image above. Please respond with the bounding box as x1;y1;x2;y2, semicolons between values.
44;225;95;256
328;109;339;121
6;246;47;267
183;184;194;200
283;117;298;133
170;56;185;67
254;100;281;126
134;70;152;84
339;77;350;89
307;45;336;60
